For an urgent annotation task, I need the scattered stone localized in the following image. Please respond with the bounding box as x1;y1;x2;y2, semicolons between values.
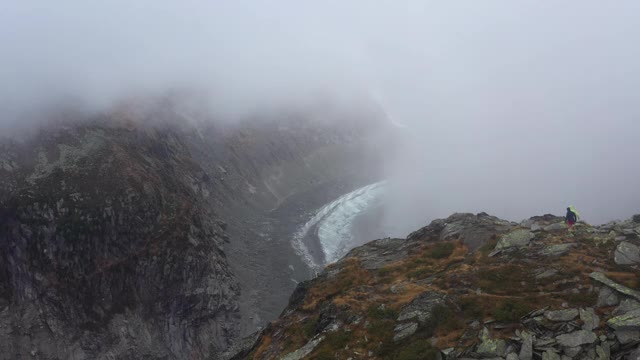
614;241;640;265
545;309;579;322
590;272;640;302
580;308;600;331
555;330;597;348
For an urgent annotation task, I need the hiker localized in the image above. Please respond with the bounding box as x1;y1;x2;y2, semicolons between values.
565;206;578;230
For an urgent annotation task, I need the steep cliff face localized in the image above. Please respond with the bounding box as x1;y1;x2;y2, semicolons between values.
242;213;640;360
0;122;239;359
0;101;386;359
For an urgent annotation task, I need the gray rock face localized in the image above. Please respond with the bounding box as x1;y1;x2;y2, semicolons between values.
495;229;536;250
393;322;419;342
555;330;597;347
545;309;579;322
397;291;447;324
614;241;640;265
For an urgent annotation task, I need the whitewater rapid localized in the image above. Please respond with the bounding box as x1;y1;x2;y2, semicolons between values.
293;181;387;269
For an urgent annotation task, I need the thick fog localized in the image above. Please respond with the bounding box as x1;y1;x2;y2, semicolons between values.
1;1;639;225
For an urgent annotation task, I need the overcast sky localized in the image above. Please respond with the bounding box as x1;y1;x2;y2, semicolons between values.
1;1;639;225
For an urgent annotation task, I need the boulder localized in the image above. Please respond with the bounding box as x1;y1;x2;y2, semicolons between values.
531;223;543;232
607;308;640;331
506;353;519;360
495;230;536;250
580;308;600;331
590;272;640;302
614;241;640;265
555;330;597;347
544;309;579;322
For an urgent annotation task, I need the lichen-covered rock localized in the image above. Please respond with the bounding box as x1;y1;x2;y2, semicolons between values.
614;241;640;265
495;229;535;250
607;309;640;330
476;327;507;357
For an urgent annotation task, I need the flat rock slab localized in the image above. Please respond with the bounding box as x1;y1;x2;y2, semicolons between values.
545;309;579;322
607;309;640;331
590;272;640;302
540;243;576;257
614;241;640;265
555;330;597;347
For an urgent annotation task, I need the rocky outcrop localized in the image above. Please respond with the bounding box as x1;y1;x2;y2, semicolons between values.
239;212;640;360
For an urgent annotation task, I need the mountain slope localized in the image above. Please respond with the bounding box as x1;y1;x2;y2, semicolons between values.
241;213;640;359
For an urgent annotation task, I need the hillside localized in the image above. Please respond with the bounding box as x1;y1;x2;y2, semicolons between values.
238;213;640;359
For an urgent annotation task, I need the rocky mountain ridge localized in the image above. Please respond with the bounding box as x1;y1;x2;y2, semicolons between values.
0;101;387;359
238;213;640;360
